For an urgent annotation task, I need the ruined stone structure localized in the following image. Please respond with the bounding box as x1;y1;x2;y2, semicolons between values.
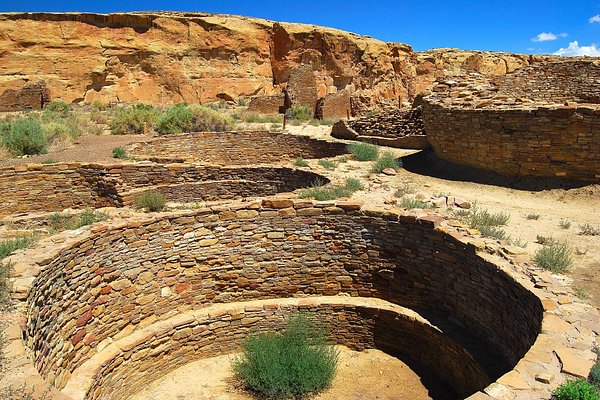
247;93;285;114
0;162;327;216
125;131;348;164
0;80;50;111
421;60;600;182
331;104;428;149
4;198;597;400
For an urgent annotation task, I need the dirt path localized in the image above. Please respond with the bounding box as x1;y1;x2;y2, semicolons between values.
0;134;151;166
129;346;452;400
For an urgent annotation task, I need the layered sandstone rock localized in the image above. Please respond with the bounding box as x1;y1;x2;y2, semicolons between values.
0;12;557;110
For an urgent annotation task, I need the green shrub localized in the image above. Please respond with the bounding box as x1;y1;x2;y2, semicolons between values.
560;219;572;229
478;225;508;240
534;239;573;273
401;197;433;209
394;183;416;198
41;158;58;164
133;191;166;212
0;234;37;260
300;183;352;201
45;101;70;113
318;159;338;169
109;104;158;135
293;158;309;167
92;100;108;111
236;112;282;124
49;210;108;232
554;379;599;400
579;223;600;236
371;151;400;173
233;314;338;399
1;117;48;155
526;213;540;220
155;104;233;134
536;235;553;245
347;143;379;161
286;106;314;121
0;262;12;308
590;361;600;389
112;147;126;159
345;177;364;191
461;206;510;228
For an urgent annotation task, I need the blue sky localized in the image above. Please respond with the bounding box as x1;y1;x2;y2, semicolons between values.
2;0;599;55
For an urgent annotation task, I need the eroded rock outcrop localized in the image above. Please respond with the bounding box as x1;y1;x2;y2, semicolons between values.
0;12;556;110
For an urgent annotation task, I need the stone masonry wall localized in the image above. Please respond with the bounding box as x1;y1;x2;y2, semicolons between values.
0;80;51;112
0;163;326;216
422;102;600;181
72;299;485;400
25;201;542;395
126;132;348;164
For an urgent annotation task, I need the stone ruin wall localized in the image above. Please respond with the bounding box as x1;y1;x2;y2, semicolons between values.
125;131;348;164
0;162;326;216
0;80;50;112
24;202;542;398
421;60;600;182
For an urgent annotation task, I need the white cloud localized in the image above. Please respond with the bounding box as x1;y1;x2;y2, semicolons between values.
553;41;600;56
532;32;568;42
589;14;600;23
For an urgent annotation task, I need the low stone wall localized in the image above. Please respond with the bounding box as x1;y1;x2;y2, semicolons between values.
63;298;486;400
126;132;348;164
423;102;600;181
0;163;326;216
23;201;542;396
247;94;285;114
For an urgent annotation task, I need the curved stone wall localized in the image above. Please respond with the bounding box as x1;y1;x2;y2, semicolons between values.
0;163;326;216
126;132;348;164
24;201;544;399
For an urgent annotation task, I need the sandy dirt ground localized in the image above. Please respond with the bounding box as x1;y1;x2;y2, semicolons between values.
129;346;451;400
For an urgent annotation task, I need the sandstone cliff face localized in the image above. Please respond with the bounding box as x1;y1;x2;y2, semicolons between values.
0;12;552;109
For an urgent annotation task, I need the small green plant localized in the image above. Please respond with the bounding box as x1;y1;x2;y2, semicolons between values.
510;237;528;248
0;234;38;260
345;177;364;192
536;234;553;245
300;183;351;201
41;158;58;164
394;183;416;198
590;360;600;389
286;106;314;121
347;143;378;161
554;379;599;400
233;313;338;399
559;219;572;229
110;104;158;135
155;104;234;134
45;101;71;113
401;197;433;209
133;191;166;212
92;100;108;111
49;210;109;232
371;151;400;173
292;157;309;167
112;147;126;159
337;156;348;163
573;286;589;299
0;262;12;308
579;223;600;236
318;159;338;169
534;239;573;273
1;117;48;155
479;225;508;240
526;213;540;220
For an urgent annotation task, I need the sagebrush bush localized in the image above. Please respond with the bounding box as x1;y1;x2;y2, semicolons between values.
300;183;351;201
133;191;166;212
233;314;338;399
0;234;37;260
0;262;11;308
579;223;600;236
110;104;158;135
286;106;314;121
1;117;48;155
590;361;600;389
534;239;573;272
345;177;364;191
554;379;599;400
112;147;126;159
293;157;308;167
318;159;338;169
347;143;379;161
371;151;400;173
49;210;109;232
155;104;234;134
45;101;70;113
401;197;433;209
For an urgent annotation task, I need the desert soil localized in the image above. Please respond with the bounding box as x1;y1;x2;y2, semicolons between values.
129;346;452;400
